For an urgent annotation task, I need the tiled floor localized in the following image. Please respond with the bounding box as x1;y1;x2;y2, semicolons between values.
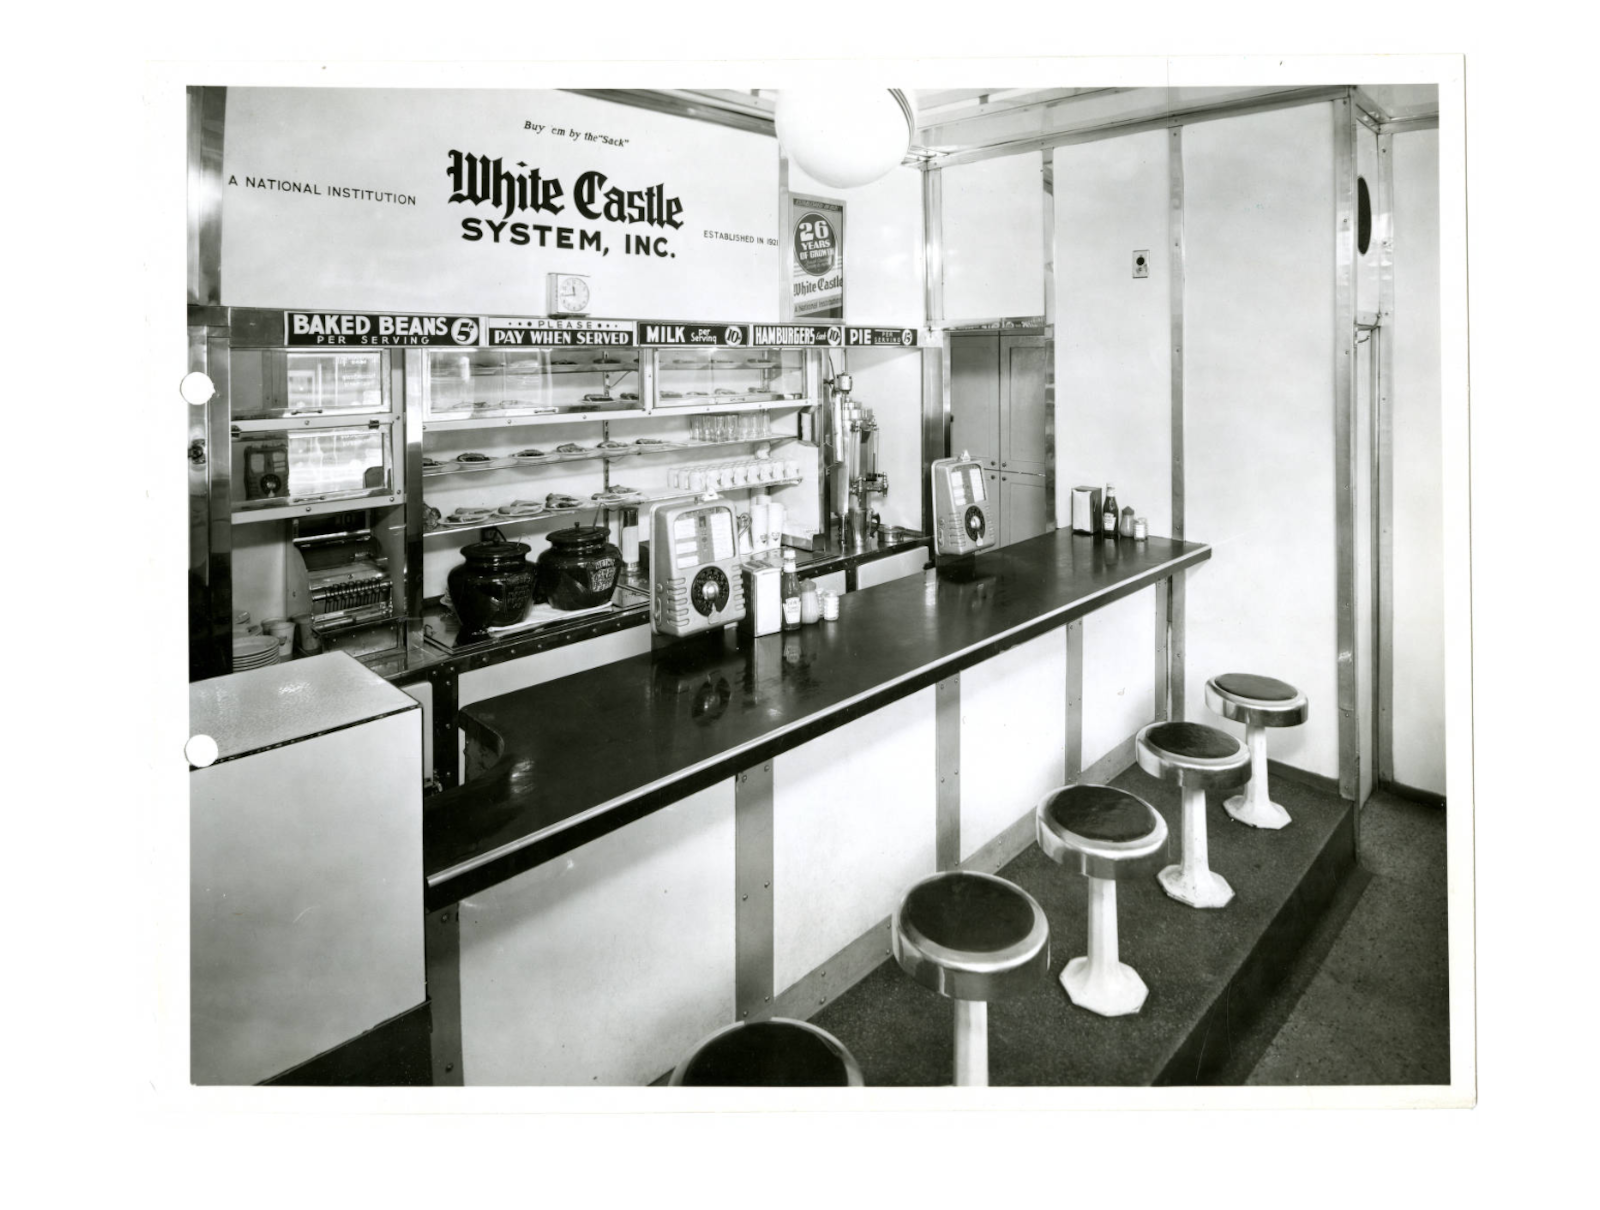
1244;790;1450;1085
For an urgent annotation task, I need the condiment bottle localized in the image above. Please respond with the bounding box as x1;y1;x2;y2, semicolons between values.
800;580;821;625
1102;484;1120;539
1120;506;1136;538
780;549;802;631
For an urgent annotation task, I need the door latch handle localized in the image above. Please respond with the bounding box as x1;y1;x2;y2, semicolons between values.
188;439;206;465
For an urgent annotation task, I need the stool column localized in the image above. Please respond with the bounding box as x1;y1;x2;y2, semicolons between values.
1159;784;1235;909
1225;724;1292;830
953;1000;988;1087
1062;877;1151;1016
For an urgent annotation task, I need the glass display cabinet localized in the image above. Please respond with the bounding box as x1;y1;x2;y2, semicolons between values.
421;346;645;422
653;347;806;407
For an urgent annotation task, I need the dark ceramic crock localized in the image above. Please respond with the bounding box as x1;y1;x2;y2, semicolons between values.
447;540;535;633
535;526;623;611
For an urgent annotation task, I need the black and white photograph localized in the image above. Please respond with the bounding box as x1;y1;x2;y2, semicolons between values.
18;13;1590;1202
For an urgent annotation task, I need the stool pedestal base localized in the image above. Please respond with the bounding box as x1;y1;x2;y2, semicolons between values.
1225;792;1291;831
1223;725;1291;830
1061;878;1149;1016
1159;785;1235;909
1158;863;1235;909
1062;957;1148;1017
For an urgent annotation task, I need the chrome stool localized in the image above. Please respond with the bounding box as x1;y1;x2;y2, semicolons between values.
669;1018;864;1086
1205;673;1310;830
892;870;1050;1086
1135;721;1251;909
1036;784;1169;1016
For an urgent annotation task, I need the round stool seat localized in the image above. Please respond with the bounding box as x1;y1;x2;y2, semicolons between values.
670;1018;863;1086
1206;673;1309;728
892;870;1050;1002
1036;784;1169;880
1135;721;1251;791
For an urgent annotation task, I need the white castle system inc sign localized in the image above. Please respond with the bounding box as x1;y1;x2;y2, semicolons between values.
448;151;684;257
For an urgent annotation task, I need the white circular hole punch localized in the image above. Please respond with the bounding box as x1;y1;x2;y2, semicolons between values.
180;371;216;406
185;733;219;768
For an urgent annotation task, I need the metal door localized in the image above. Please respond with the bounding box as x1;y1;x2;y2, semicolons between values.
949;335;999;467
999;336;1050;476
1001;472;1048;547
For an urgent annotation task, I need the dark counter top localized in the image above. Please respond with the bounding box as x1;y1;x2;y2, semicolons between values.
423;530;1210;909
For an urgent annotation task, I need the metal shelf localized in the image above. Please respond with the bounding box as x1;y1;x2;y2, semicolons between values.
422;477;804;538
422;407;650;431
232;491;403;525
420;435;793;478
421;442;688;477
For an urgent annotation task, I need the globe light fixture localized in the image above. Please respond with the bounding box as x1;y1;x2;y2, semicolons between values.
774;88;917;190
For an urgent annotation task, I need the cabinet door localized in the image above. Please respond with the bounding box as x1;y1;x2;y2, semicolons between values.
1001;472;1048;547
1000;336;1051;476
949;335;999;468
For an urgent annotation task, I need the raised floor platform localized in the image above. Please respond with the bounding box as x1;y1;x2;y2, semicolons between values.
807;762;1356;1085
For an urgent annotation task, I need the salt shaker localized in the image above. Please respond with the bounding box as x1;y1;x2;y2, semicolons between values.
800;580;821;625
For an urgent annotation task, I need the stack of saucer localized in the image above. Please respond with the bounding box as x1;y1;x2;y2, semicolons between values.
232;634;281;671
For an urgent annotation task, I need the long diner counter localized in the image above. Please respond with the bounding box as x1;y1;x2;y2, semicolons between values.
423;529;1211;909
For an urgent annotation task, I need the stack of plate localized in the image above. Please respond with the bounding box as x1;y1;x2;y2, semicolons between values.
232;634;280;671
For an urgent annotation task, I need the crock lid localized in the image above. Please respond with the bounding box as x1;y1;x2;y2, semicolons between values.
460;540;531;560
546;525;609;549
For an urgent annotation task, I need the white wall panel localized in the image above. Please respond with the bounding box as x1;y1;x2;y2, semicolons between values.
1081;585;1158;769
1390;130;1445;794
846;346;928;530
942;154;1046;320
457;779;735;1085
787;163;925;325
856;547;930;591
773;688;936;990
1182;103;1338;777
959;630;1066;861
221;89;781;318
1053;132;1172;535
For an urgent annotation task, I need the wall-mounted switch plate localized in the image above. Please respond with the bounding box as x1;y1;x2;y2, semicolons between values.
1132;250;1150;279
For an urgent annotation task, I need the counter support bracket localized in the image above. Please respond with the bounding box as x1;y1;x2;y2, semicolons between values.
425;906;464;1086
1154;578;1171;722
935;675;961;869
734;762;775;1022
1065;619;1084;781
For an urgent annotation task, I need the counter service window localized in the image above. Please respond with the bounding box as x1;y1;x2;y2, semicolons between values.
654;348;805;407
422;348;643;420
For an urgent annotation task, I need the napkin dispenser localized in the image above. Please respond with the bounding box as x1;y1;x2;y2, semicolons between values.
738;554;784;638
1071;486;1103;535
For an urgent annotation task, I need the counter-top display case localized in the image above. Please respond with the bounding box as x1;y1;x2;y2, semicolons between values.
420;346;644;424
